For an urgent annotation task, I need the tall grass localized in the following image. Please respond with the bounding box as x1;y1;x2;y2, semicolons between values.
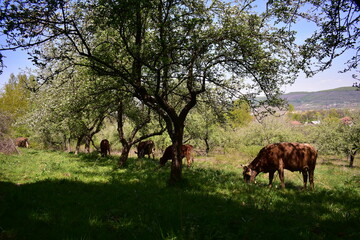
1;149;359;239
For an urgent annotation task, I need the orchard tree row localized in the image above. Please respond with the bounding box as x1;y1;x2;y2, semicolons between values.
1;73;359;167
0;73;252;152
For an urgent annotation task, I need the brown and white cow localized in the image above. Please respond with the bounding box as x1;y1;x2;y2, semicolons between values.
160;144;194;167
15;137;29;148
243;142;317;189
100;139;110;157
136;140;155;159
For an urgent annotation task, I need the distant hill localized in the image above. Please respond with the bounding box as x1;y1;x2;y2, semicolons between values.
282;87;360;110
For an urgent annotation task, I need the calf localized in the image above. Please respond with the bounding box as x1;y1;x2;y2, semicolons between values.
243;142;317;189
15;137;29;148
100;139;110;157
160;144;194;167
136;140;155;159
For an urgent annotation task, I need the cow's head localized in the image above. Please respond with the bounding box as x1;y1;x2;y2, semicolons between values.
159;157;166;166
243;165;257;183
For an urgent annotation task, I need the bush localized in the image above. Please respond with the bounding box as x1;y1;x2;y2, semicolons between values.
0;113;19;154
237;116;308;147
0;136;19;155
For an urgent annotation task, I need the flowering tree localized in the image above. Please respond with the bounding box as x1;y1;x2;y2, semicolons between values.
312;112;360;167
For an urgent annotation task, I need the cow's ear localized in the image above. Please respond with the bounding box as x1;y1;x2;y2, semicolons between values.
243;166;253;176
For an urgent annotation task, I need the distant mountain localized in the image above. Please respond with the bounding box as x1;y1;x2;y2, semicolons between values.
282;87;360;110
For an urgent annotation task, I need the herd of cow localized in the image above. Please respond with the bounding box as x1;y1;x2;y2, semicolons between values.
100;139;195;167
16;136;318;189
100;139;317;189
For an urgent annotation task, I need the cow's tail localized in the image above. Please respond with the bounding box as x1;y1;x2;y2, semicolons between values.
313;149;318;167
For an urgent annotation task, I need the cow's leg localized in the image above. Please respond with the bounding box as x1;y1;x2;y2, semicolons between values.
278;169;285;189
302;170;308;189
309;169;315;189
268;171;275;188
186;156;191;168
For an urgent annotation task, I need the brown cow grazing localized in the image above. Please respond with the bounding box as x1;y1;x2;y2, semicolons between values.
100;139;110;157
136;140;155;159
15;137;29;148
243;142;317;189
160;144;194;167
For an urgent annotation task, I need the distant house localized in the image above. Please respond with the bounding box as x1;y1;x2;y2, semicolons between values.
306;120;321;125
341;116;352;125
290;120;302;126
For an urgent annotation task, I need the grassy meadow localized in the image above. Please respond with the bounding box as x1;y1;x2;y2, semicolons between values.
0;149;359;240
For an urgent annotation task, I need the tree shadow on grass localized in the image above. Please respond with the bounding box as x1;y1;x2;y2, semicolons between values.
1;179;359;240
1;159;359;240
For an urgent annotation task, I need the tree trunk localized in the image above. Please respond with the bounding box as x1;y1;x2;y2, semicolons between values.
63;135;68;151
84;136;91;153
66;137;71;153
349;154;355;168
169;140;183;184
349;148;358;168
119;142;131;167
204;137;210;155
169;124;185;184
75;136;83;155
117;100;131;167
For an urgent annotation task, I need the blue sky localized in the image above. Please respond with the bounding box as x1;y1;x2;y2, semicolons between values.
0;49;34;85
282;51;357;93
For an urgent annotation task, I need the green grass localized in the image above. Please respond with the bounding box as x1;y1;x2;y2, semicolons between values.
1;149;359;239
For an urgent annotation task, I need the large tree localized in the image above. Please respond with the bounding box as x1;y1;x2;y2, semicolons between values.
85;0;296;182
1;0;357;182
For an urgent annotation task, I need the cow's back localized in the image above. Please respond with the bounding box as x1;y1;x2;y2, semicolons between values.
137;142;146;153
137;140;155;158
258;143;317;171
182;144;193;158
144;140;155;153
160;144;194;166
284;143;317;171
161;145;174;161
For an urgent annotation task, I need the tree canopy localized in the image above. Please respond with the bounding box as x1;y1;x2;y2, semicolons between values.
0;74;31;119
